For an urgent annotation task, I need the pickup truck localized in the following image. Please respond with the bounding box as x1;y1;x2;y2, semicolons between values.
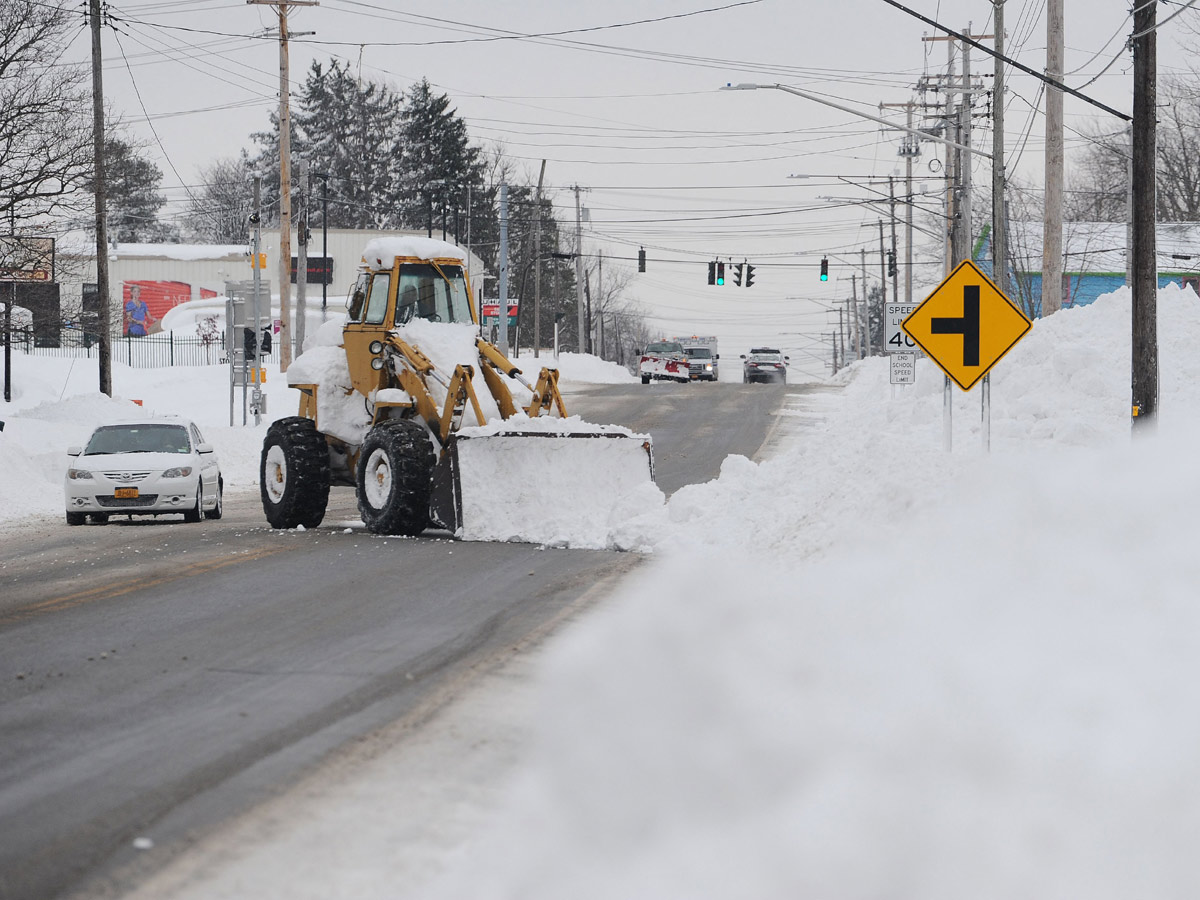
638;341;690;383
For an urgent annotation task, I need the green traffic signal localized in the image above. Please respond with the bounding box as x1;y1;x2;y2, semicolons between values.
716;261;725;285
820;256;829;281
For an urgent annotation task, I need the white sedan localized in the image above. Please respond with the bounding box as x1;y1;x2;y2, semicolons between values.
64;418;223;525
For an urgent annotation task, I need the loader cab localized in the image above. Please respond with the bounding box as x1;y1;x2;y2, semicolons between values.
343;257;475;395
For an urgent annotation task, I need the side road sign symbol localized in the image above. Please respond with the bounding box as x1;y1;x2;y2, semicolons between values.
902;260;1031;391
931;284;979;366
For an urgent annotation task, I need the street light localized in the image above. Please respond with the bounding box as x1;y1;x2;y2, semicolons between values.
721;83;989;160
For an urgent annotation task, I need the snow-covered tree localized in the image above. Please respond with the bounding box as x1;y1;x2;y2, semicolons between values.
395;78;485;236
99;138;176;243
293;60;402;229
185;155;256;243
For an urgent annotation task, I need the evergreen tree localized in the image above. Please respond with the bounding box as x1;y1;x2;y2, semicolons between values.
395;78;485;236
96;138;174;242
293;60;402;229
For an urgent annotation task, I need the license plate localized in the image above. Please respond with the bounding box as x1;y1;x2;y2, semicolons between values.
113;487;139;499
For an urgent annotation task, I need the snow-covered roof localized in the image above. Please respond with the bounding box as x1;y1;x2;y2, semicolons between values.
111;243;248;261
361;236;468;269
1006;221;1200;274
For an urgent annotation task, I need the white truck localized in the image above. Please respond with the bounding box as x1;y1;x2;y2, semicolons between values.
674;335;720;381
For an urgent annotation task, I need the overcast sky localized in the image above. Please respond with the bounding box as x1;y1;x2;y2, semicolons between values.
73;0;1195;378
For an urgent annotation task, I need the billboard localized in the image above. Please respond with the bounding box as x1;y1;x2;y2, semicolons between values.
0;236;54;282
122;280;192;336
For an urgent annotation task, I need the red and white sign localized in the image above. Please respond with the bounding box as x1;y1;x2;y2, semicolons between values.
481;301;519;318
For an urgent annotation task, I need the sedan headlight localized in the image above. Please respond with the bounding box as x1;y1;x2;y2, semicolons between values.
162;466;194;478
67;468;93;480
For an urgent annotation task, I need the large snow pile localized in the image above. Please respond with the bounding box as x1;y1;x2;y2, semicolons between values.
421;284;1200;899
453;415;659;549
361;236;466;268
514;349;636;385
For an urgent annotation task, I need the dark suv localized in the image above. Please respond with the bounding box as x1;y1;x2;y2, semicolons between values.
741;348;788;384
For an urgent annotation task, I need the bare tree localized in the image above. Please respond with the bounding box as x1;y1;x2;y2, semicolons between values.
1069;76;1200;223
0;1;93;234
184;156;257;243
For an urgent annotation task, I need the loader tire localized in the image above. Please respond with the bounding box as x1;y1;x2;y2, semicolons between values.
641;374;650;384
261;416;330;529
356;419;435;536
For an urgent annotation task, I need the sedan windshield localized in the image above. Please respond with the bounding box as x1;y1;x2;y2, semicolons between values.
84;424;191;455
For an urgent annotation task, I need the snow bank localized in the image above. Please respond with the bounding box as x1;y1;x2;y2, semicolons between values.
424;283;1200;899
514;350;636;385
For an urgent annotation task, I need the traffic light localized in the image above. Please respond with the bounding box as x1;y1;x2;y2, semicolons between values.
638;247;646;273
716;261;725;285
732;263;743;286
745;263;755;288
707;261;716;284
887;250;897;278
820;256;829;281
243;327;257;359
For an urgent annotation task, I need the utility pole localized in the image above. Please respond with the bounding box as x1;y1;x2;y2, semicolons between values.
498;183;509;357
89;0;112;396
248;0;318;371
573;185;586;353
251;175;264;426
1131;0;1157;429
1043;0;1064;316
960;24;974;265
851;273;861;360
992;0;1007;297
889;176;900;306
533;159;546;358
904;105;915;303
295;158;308;352
860;247;870;355
878;221;888;355
837;305;846;368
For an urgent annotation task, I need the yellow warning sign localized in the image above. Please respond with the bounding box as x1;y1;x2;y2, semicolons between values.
901;259;1031;391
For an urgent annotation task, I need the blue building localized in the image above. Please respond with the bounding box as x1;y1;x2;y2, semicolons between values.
973;221;1200;317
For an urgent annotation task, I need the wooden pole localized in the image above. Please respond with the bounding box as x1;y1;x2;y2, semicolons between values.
1131;0;1158;429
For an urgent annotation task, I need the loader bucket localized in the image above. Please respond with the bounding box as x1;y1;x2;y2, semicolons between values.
429;427;657;547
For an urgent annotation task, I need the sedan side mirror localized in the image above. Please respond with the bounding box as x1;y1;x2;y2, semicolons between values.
196;442;214;454
633;348;641;355
67;445;82;456
739;354;747;359
784;356;790;362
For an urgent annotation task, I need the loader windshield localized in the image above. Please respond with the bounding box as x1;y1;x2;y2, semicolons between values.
394;264;472;326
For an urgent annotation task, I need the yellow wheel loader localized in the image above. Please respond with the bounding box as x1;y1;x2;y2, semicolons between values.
259;237;656;544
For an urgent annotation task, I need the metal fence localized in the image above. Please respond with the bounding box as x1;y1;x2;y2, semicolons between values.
5;329;278;368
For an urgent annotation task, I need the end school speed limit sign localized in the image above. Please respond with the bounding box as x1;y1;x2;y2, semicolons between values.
886;302;919;353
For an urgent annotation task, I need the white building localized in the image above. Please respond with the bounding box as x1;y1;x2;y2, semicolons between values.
56;228;488;337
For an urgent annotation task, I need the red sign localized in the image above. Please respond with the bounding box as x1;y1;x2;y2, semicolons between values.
481;302;518;318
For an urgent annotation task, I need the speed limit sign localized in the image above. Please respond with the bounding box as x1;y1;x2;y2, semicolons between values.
886;301;919;353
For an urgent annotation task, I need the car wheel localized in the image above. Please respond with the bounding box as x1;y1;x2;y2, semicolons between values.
90;513;109;525
205;478;224;520
184;483;203;523
356;419;435;536
641;374;651;384
261;417;331;529
66;511;86;526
